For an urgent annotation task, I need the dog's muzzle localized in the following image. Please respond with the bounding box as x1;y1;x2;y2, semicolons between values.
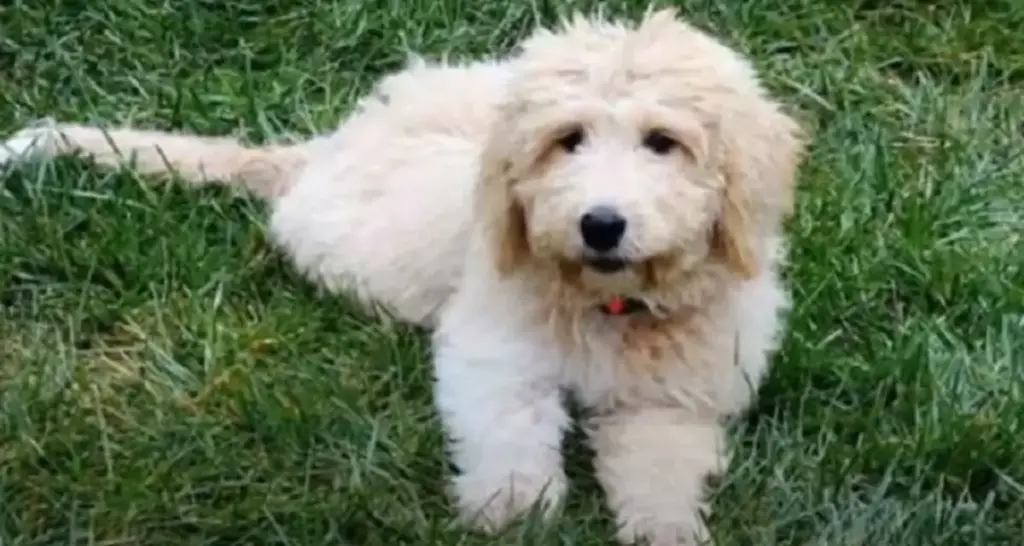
582;255;629;273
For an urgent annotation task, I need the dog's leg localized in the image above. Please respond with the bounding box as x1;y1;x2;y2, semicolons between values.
433;338;569;533
589;407;727;546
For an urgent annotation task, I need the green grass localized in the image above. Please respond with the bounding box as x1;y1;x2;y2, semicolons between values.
1;0;1023;544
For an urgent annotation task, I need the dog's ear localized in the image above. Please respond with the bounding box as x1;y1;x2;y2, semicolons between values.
713;102;806;279
477;131;531;276
711;182;758;278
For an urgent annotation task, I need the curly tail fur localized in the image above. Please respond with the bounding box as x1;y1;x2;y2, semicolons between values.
0;119;308;199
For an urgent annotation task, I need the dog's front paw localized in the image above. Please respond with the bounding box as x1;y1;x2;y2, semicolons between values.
0;118;59;165
615;514;712;546
451;468;567;533
590;412;725;546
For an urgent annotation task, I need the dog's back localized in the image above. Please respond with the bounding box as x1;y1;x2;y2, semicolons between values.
268;60;513;325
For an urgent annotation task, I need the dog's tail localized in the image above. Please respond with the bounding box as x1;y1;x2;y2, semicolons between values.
0;119;309;199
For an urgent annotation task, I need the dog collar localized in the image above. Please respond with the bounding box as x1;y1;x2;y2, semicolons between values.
599;296;649;316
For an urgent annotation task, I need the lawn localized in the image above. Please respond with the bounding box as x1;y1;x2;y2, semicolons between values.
1;0;1022;544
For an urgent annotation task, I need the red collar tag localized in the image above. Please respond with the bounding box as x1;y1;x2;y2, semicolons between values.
604;296;628;315
600;296;650;316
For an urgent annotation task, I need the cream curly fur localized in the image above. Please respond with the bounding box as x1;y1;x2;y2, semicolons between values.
0;9;806;545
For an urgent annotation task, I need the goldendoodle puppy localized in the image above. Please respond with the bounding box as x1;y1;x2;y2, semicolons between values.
0;8;806;545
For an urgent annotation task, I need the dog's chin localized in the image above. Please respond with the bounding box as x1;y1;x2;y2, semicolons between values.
549;250;665;292
575;259;647;299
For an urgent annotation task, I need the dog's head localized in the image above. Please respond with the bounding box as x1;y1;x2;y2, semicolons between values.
477;9;805;309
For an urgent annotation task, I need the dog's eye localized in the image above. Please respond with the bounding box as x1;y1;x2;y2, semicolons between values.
556;127;585;153
642;130;678;155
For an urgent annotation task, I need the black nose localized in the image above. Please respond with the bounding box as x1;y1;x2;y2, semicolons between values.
579;205;627;252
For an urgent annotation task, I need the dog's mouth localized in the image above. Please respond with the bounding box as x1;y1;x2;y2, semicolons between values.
581;256;631;274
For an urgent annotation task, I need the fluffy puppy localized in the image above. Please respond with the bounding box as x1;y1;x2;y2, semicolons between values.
0;8;806;545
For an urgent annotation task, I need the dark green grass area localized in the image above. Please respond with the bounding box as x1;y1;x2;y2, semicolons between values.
2;0;1023;544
